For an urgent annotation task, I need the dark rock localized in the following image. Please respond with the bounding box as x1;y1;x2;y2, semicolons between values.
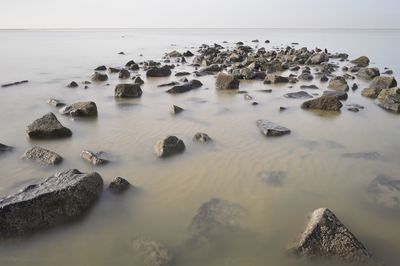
320;75;329;82
158;82;179;87
352;83;359;91
67;81;78;88
301;96;343;111
183;50;194;57
342;152;382;160
166;50;181;57
175;72;190;77
115;84;143;98
350;56;370;67
300;85;319;90
109;177;130;194
171;105;184;114
91;72;108;82
108;67;121;73
0;169;103;238
357;68;380;80
328;76;349;91
322;90;348;101
298;72;314;81
264;74;289;84
193;132;212;143
154;136;185;158
81;150;109;165
256;120;291;137
133;76;145;85
382;70;393;75
167;80;202;94
119;68;131;79
0;143;13;153
291;208;373;263
279;106;287;111
367;175;400;210
284;91;313;99
146;66;172;77
1;80;28;88
131;238;173;266
24;146;63;165
94;65;107;71
60;101;98;117
47;98;66;108
215;72;240;90
26;113;72;139
118;51;125;55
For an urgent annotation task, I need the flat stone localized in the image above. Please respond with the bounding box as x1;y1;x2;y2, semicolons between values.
24;146;63;165
323;90;348;100
284;91;313;99
26;112;72;139
256;120;291;137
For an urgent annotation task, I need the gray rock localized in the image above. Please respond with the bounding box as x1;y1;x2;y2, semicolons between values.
301;96;343;111
367;175;400;210
200;64;222;73
380;94;400;112
0;143;13;153
91;72;108;82
300;85;319;90
291;208;373;263
119;68;131;79
171;105;184;114
95;65;107;71
0;169;103;238
322;90;348;100
193;132;212;143
67;81;78;88
158;82;179;88
308;53;328;65
60;101;98;117
256;120;291;137
109;177;131;194
108;67;121;73
298;72;314;81
133;76;145;85
175;72;190;77
167;50;182;57
26;113;72;139
166;80;202;94
24;146;63;165
357;68;380;80
363;76;398;99
264;74;289;84
215;72;240;90
81;150;109;165
350;56;370;67
47;98;66;108
328;76;349;91
146;66;172;77
132;238;173;266
154;136;185;158
284;91;313;99
115;84;143;98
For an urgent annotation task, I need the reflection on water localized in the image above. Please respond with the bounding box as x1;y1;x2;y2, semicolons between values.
0;29;400;266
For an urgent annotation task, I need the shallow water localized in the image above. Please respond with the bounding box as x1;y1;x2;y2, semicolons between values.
0;29;400;266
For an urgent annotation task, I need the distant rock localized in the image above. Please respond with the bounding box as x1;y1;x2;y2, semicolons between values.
81;150;109;165
60;101;98;117
300;85;319;90
119;68;131;79
264;74;289;84
175;72;190;77
308;53;328;65
183;50;194;57
367;175;400;210
115;84;143;98
301;96;343;111
24;146;63;165
26;113;72;139
167;50;182;57
146;66;172;77
256;120;291;137
154;136;185;158
193;132;212;143
109;177;131;194
328;76;349;91
166;80;202;94
131;238;173;266
357;68;380;80
215;72;240;90
133;76;145;85
91;72;108;82
67;81;79;88
350;56;370;67
284;91;313;99
108;67;120;73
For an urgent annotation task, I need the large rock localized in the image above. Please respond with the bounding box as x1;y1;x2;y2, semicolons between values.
357;68;380;80
24;146;63;165
301;96;343;111
215;72;240;90
264;74;289;84
132;238;173;266
0;169;103;238
350;56;370;67
362;76;397;99
367;175;400;210
60;101;98;117
256;120;291;137
154;136;185;158
26;113;72;139
377;87;400;102
166;80;202;94
115;84;143;98
146;66;172;77
328;76;349;91
380;94;400;112
284;91;313;99
291;208;373;263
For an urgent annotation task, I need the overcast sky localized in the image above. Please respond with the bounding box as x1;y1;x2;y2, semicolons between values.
1;0;399;29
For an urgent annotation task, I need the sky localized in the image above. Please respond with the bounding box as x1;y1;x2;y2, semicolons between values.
0;0;399;29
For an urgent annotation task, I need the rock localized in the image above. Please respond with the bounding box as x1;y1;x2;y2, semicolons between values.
291;208;372;263
320;75;329;82
158;82;179;87
300;85;319;90
279;106;287;111
95;65;107;71
259;171;286;186
166;80;202;94
171;105;184;114
193;132;212;143
1;80;28;88
348;107;359;112
362;77;397;99
0;143;13;153
115;84;143;98
244;94;253;100
60;101;98;117
119;68;131;79
108;67;120;73
183;50;194;57
322;90;348;100
200;64;222;73
91;72;108;82
146;66;172;77
264;74;289;84
367;175;400;210
81;150;109;165
328;76;349;91
284;91;313;99
256;120;291;137
298;71;314;81
350;56;370;67
47;98;66;107
377;87;400;102
24;146;63;165
361;88;382;99
342;152;382;160
67;81;78;88
132;238;173;266
167;50;182;57
380;94;400;112
215;72;240;90
309;53;328;65
175;72;190;77
357;68;380;80
382;70;393;75
0;169;103;238
352;83;359;91
154;136;185;158
118;51;125;55
26;113;72;139
109;177;130;194
301;96;343;111
133;76;145;85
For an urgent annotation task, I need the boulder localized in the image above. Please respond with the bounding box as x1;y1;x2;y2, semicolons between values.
264;74;289;84
60;101;98;117
256;120;291;137
115;84;143;98
350;56;370;67
132;238;173;266
24;146;63;165
154;136;185;158
193;132;212;143
301;96;343;111
322;90;348;100
380;94;400;112
328;76;349;91
357;68;380;80
377;87;400;102
0;169;103;238
166;80;202;94
361;88;382;99
291;208;372;263
367;175;400;210
119;68;131;79
109;177;131;194
81;150;108;165
26;113;72;139
284;91;313;99
146;66;172;77
215;72;240;90
91;72;108;82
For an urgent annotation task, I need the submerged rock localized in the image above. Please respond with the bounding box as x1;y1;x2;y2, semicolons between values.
26;112;72;139
256;120;291;137
300;85;319;90
24;146;63;165
47;98;66;108
115;84;143;98
301;96;343;111
132;238;173;266
367;175;400;210
193;132;212;143
171;105;184;114
0;143;13;153
328;76;349;91
166;80;202;94
81;150;109;165
215;72;240;90
146;66;172;77
291;208;372;263
60;101;98;117
350;56;370;67
0;169;103;238
284;91;313;99
259;171;286;186
322;90;348;101
91;72;108;82
154;136;185;158
109;177;131;194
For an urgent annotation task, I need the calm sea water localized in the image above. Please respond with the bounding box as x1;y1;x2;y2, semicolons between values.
0;29;399;266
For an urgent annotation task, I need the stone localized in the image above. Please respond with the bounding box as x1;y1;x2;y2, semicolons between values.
26;113;72;139
175;72;190;77
320;75;329;82
309;53;328;65
352;83;359;91
60;101;98;117
357;68;380;80
47;98;66;107
0;143;13;153
264;74;289;84
158;82;179;87
166;80;203;94
167;50;181;57
362;76;397;99
115;84;143;98
193;132;212;143
183;50;194;57
131;238;173;266
284;91;313;99
377;87;400;102
328;76;349;91
24;146;63;165
256;120;291;137
67;81;78;88
119;68;131;79
171;105;184;114
367;175;400;210
146;66;172;77
291;208;372;263
301;96;343;111
108;67;121;73
300;85;319;90
154;136;185;158
350;56;370;67
109;177;130;194
298;72;314;81
200;64;222;73
322;90;348;100
94;65;107;71
380;94;400;112
91;72;108;82
215;72;240;90
361;88;382;99
81;150;109;165
133;76;145;85
0;169;103;238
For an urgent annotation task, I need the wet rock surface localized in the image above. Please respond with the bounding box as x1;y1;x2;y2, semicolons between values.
301;96;343;111
26;112;72;139
154;136;185;158
24;146;63;165
256;120;291;137
0;169;103;238
146;66;172;77
166;80;202;94
109;177;131;194
81;150;109;165
60;101;98;117
284;91;313;99
91;72;108;82
215;72;240;90
115;84;143;98
322;90;348;100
